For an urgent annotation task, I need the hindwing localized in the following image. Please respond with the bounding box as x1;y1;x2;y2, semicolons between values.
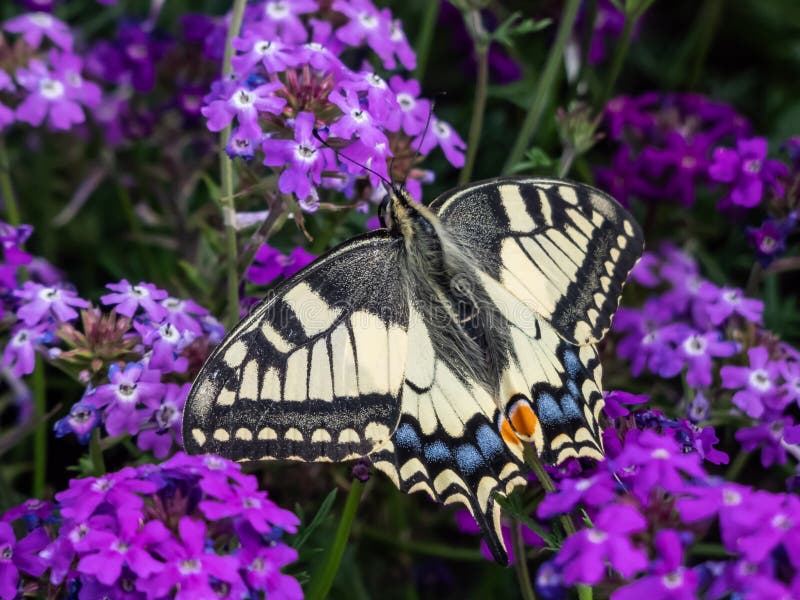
370;303;528;565
430;177;644;345
182;231;409;462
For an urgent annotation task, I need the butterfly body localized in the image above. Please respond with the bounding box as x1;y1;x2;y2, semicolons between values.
183;177;644;564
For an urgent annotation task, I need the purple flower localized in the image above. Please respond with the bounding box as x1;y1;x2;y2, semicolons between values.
136;383;188;459
720;346;782;418
697;282;763;326
537;473;618;519
263;111;335;200
603;390;648;419
329;87;388;148
202;80;286;140
0;523;49;600
232;30;299;74
333;0;394;65
747;219;790;265
14;281;88;325
199;476;299;535
611;530;698;600
135;321;190;373
14;55;89;130
101;280;169;321
414;117;466;168
3;11;72;50
709;137;789;208
677;329;739;387
454;511;542;563
385;76;430;136
2;324;48;377
161;297;208;337
92;363;165;437
56;467;158;522
614;430;705;501
554;504;648;585
236;530;302;599
735;417;797;467
139;517;242;600
77;518;170;586
54;399;101;444
250;0;318;45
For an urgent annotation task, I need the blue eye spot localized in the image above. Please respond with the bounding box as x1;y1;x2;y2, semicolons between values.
561;395;583;419
563;350;581;377
395;423;421;450
476;424;504;459
455;444;484;474
537;393;562;424
567;380;580;398
424;441;452;462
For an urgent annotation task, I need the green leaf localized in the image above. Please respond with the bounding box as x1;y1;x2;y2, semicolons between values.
491;12;552;48
508;147;555;173
291;488;338;552
495;492;560;549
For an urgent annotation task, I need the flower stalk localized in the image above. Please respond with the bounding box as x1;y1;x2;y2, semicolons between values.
458;9;490;186
219;0;247;329
0;138;20;226
503;0;581;174
31;357;46;498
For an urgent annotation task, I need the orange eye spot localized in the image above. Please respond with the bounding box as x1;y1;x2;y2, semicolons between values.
510;403;539;440
500;417;520;446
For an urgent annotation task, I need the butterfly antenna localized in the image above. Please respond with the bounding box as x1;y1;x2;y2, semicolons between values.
312;128;395;194
401;93;441;189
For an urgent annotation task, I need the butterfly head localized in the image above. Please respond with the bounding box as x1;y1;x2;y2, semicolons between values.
379;183;416;235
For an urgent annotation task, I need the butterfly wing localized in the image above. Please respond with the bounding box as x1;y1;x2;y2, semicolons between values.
430;177;644;345
371;302;528;565
182;231;409;462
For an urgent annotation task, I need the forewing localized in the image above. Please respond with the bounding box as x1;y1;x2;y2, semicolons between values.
183;231;409;463
370;303;528;565
430;177;644;345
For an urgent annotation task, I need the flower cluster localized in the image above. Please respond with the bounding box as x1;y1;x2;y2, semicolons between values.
0;454;302;600
201;0;464;210
0;221;222;457
0;12;101;131
597;93;793;210
614;244;800;469
538;428;800;598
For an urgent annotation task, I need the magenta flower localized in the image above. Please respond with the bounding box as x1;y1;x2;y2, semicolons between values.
14;57;88;130
161;296;209;337
56;467;157;522
236;531;302;599
697;282;763;326
263;111;335;200
554;504;648;585
232;28;299;74
720;346;782;418
747;219;790;265
414;117;466;168
537;473;618;519
54;399;101;444
2;324;47;377
0;523;49;600
139;517;242;600
333;0;394;65
250;0;318;44
611;530;698;600
709;137;789;208
329;87;388;148
199;476;300;535
603;390;648;419
202;80;286;140
677;329;739;387
101;280;169;321
386;76;430;136
135;383;189;459
735;417;796;467
454;510;542;563
3;11;72;50
14;281;89;325
92;363;165;436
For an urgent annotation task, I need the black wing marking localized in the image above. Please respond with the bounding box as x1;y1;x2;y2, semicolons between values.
182;231;409;463
430;176;644;345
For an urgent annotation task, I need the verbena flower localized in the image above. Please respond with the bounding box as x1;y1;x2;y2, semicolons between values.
2;11;73;50
14;281;89;326
709;137;789;208
100;280;170;321
720;346;782;418
0;522;49;600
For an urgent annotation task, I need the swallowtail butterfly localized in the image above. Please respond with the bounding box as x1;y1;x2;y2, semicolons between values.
183;177;644;563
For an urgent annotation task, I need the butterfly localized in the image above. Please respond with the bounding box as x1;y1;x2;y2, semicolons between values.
182;176;643;564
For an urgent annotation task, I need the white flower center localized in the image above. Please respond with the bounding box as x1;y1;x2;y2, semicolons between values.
350;108;368;123
12;330;30;346
294;143;317;162
681;156;697;170
683;335;707;356
749;369;772;392
390;22;404;42
397;92;415;111
587;529;607;544
744;159;762;174
112;541;130;554
130;285;149;298
266;1;289;19
163;297;182;311
722;489;742;506
38;287;61;302
159;323;180;343
575;479;592;491
367;73;386;89
243;497;261;509
91;477;114;493
179;559;202;575
116;382;138;402
661;570;684;589
233;89;255;108
358;12;379;29
771;513;791;530
126;44;148;61
256;41;276;55
29;12;53;28
435;121;451;139
651;448;671;459
722;289;741;305
39;79;65;100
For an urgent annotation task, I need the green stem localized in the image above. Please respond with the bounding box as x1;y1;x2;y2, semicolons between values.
413;1;441;84
512;520;536;600
725;450;749;482
687;0;723;89
458;11;489;186
219;0;247;329
577;585;594;600
0;138;20;226
503;0;581;174
558;147;576;178
90;428;106;476
597;12;636;110
307;481;365;600
361;527;484;562
32;357;46;498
